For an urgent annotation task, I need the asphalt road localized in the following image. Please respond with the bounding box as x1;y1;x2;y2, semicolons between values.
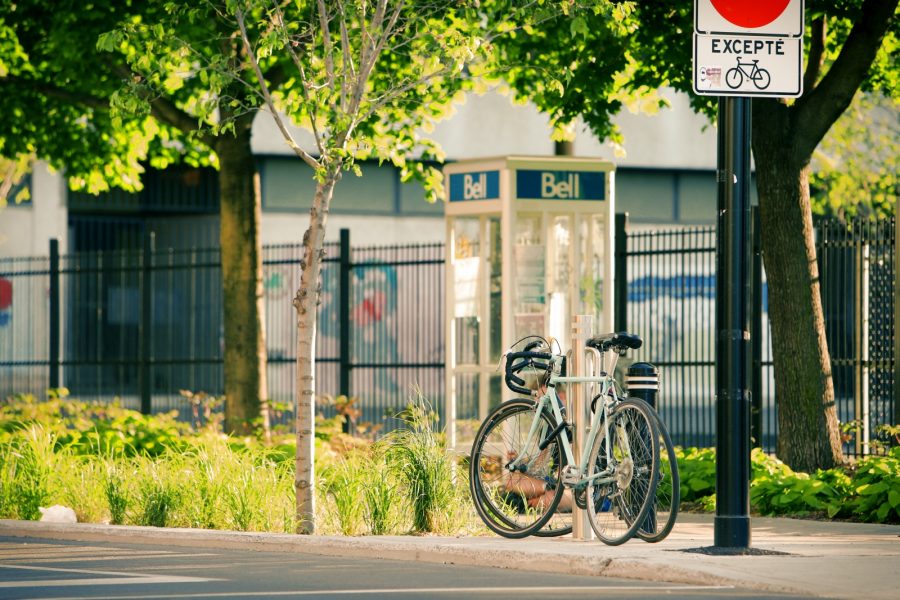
0;535;820;600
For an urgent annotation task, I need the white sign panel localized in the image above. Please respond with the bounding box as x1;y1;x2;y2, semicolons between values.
693;33;802;97
695;0;804;37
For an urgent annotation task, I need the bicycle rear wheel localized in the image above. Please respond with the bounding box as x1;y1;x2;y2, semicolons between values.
585;399;660;545
636;408;680;542
469;399;565;538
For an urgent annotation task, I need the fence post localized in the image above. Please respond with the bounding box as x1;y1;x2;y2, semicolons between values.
750;207;762;449
895;213;900;434
49;239;60;389
339;228;352;433
139;231;154;415
614;213;628;332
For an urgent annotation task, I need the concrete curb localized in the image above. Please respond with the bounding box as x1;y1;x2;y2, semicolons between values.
0;519;801;595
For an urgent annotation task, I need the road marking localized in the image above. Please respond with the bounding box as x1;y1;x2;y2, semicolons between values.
21;584;737;600
0;575;216;589
0;546;116;558
4;552;220;564
129;560;304;571
0;563;220;588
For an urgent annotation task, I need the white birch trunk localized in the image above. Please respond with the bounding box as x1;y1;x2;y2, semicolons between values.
294;168;339;534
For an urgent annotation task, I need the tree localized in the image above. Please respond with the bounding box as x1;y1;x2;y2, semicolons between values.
154;0;567;533
0;1;270;435
494;0;899;472
746;0;897;471
234;0;490;534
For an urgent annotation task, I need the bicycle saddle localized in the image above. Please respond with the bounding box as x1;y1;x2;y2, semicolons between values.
586;331;643;352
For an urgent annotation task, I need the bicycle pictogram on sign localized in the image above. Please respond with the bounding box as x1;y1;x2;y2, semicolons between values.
725;57;771;90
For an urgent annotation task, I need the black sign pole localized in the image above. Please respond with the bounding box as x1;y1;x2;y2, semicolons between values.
714;96;752;548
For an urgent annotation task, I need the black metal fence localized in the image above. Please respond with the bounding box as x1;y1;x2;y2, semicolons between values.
0;231;444;433
2;216;894;454
616;213;897;457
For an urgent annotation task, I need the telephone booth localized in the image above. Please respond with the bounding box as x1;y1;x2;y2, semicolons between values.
444;156;616;450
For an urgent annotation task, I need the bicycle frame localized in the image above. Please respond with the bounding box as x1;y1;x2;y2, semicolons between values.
506;349;626;492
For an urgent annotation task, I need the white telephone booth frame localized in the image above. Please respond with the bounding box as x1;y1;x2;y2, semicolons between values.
443;156;616;451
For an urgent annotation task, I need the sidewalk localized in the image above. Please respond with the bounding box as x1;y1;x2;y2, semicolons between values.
2;514;898;599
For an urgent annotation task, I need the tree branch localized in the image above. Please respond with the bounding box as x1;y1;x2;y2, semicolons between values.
236;6;320;169
107;63;218;147
317;0;336;94
794;0;899;159
0;75;110;112
270;0;326;157
802;17;826;93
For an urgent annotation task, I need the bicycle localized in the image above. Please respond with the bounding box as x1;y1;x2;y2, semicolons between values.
725;57;771;90
532;402;679;543
468;332;662;545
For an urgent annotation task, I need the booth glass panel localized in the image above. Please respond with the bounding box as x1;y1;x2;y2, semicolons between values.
549;215;572;345
489;217;503;363
453;218;481;366
514;214;545;340
454;373;480;446
489;374;502;412
579;215;605;322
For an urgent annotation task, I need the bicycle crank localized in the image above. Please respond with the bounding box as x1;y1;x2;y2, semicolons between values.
615;456;634;490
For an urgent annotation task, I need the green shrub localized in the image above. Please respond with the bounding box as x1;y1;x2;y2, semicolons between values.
750;450;850;517
1;392;190;458
677;446;716;504
842;446;900;522
676;445;899;524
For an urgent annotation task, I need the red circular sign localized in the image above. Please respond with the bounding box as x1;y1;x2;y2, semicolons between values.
710;0;791;29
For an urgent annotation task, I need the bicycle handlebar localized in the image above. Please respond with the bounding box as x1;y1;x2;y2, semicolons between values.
503;350;555;395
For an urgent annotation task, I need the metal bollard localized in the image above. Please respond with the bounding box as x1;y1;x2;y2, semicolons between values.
626;362;659;409
626;362;660;533
571;315;594;541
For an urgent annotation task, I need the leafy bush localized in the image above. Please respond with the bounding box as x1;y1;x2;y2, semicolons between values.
1;392;190;457
750;450;850;517
677;445;900;523
677;446;716;504
841;447;900;522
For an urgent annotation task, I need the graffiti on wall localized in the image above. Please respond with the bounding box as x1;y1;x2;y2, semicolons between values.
0;278;10;327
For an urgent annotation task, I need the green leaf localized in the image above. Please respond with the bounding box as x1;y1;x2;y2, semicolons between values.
859;482;887;495
570;17;589;39
889;489;900;508
688;477;710;492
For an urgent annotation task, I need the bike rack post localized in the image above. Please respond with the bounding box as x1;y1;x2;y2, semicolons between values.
571;314;594;541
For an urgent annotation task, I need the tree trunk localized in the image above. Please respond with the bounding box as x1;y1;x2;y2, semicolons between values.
752;102;843;472
294;164;340;534
216;115;270;437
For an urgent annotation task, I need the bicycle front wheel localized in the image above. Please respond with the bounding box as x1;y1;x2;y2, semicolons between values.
636;407;680;543
469;399;565;539
585;399;660;545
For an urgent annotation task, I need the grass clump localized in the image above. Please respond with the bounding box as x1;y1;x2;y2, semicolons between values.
385;394;467;534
